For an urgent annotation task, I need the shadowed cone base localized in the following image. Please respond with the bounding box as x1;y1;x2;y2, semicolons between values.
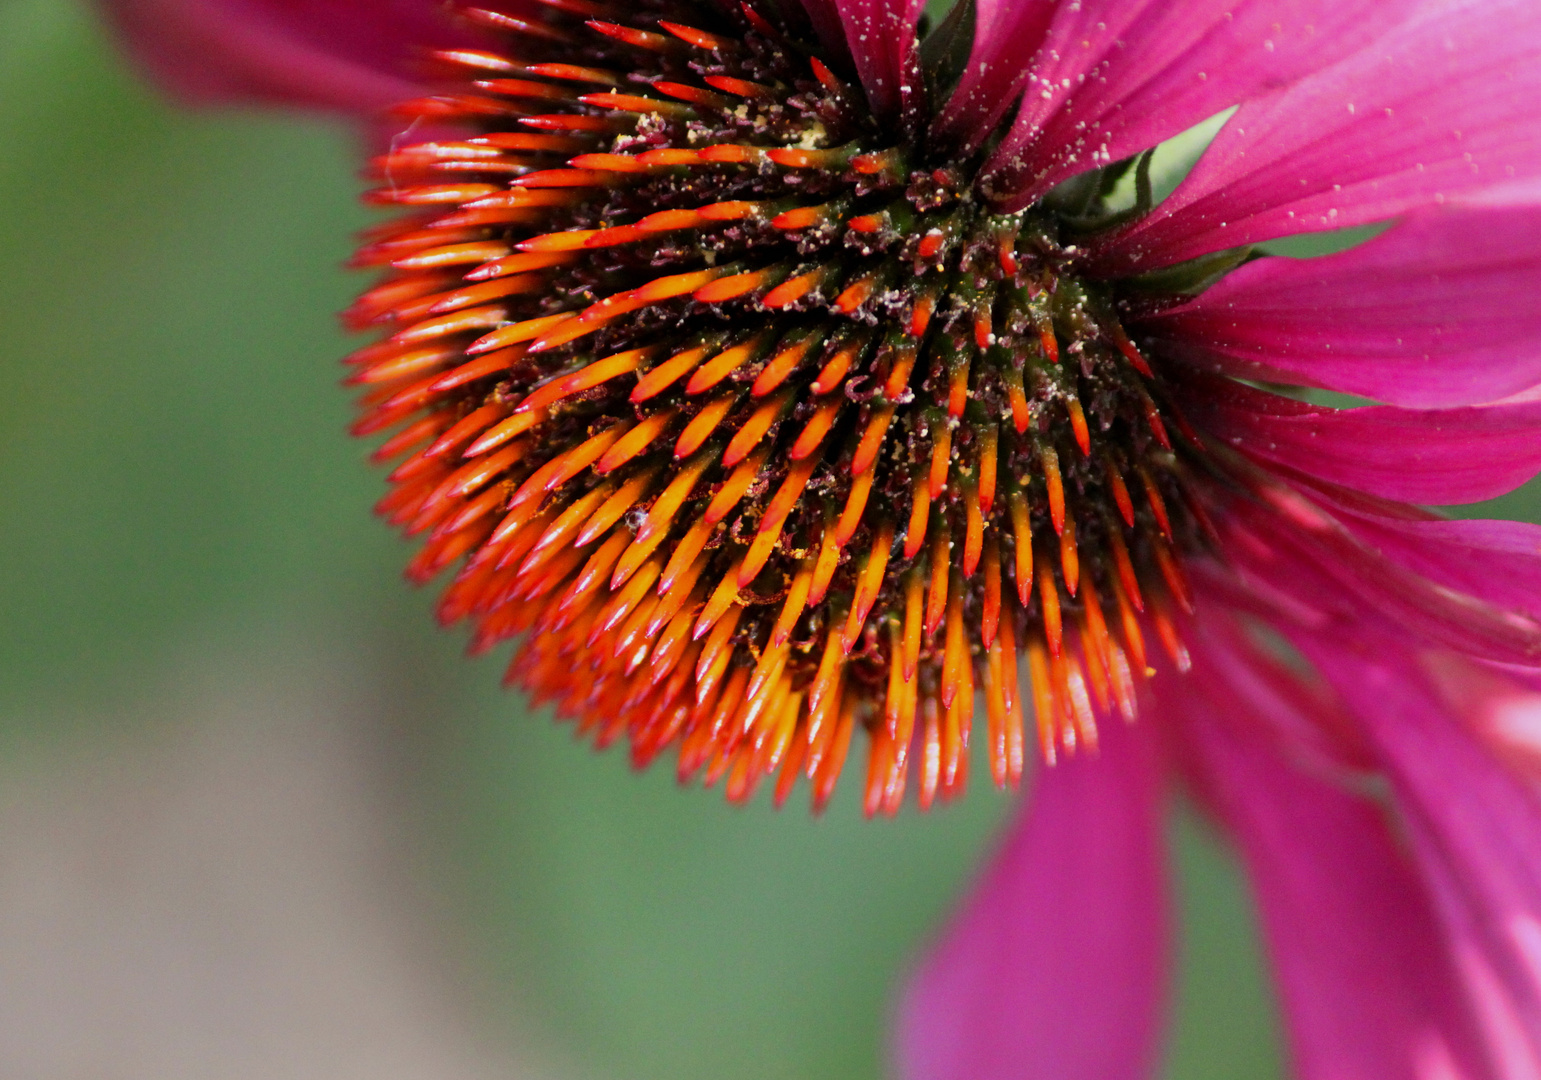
349;0;1210;814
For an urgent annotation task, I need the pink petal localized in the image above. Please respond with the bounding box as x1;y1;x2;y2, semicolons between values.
1167;601;1376;776
962;0;1418;211
827;0;925;122
1173;624;1494;1080
1211;493;1541;668
896;719;1168;1080
1420;655;1541;792
1334;511;1541;625
1183;379;1541;505
97;0;473;112
1096;0;1541;273
1304;644;1541;1078
791;0;854;69
1144;202;1541;408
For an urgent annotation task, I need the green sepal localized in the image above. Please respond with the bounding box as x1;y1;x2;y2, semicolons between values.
1122;245;1256;297
919;0;976;108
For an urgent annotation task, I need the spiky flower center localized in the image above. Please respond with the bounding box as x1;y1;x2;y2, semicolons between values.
349;0;1206;813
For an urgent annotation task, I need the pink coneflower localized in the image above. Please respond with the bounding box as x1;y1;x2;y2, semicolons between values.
101;0;1541;1075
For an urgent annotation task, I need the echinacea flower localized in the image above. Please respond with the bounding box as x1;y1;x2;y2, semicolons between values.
98;0;1541;1075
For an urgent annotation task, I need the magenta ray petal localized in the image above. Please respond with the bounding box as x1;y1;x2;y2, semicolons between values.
1421;657;1541;788
1304;645;1541;1078
1172;626;1493;1080
826;0;925;122
896;719;1168;1080
966;0;1418;212
928;0;1055;153
1216;496;1541;670
1095;0;1541;273
1330;509;1541;626
1143;203;1541;408
97;0;474;111
1183;380;1541;505
791;0;853;69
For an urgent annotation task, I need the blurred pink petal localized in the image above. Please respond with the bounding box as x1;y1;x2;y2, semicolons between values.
1097;0;1541;272
897;720;1168;1080
1307;645;1541;1076
97;0;472;111
1330;511;1541;625
1175;625;1494;1080
1422;656;1541;788
1213;496;1541;668
1144;203;1541;407
1184;379;1541;505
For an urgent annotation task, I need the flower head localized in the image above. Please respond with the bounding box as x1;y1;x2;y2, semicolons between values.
102;0;1541;1076
340;1;1214;812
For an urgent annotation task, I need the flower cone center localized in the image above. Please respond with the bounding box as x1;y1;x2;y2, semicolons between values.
349;0;1206;813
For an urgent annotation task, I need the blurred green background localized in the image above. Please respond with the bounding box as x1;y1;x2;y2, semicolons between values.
0;1;1418;1076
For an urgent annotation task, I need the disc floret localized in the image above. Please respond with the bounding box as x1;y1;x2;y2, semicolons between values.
349;0;1208;813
